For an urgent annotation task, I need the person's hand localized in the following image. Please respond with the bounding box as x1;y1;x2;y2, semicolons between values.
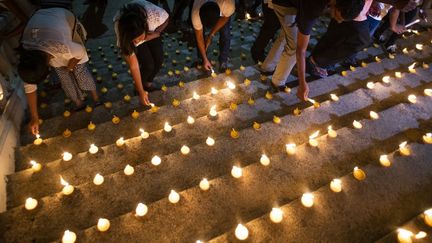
28;118;39;135
296;83;309;101
391;24;406;34
205;33;214;51
203;58;213;71
139;91;150;106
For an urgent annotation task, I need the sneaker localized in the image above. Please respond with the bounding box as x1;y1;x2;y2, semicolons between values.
306;57;328;78
270;82;287;92
386;44;397;54
219;62;228;73
255;65;275;76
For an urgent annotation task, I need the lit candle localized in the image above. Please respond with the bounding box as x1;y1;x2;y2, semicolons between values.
60;176;74;195
209;105;218;117
353;120;362;129
33;134;43;146
231;166;243;178
88;121;96;131
424;209;432;227
399;141;410;156
164;122;173;132
235;224;249;240
408;62;416;73
366;82;375;89
285;143;297;155
330;179;342;193
89;144;98;154
187;116;195;124
180;145;190;155
151;155;161;166
230;128;239;139
62;230;76;243
253;122;261;130
382;76;390;83
270;208;283;223
260;154;270;166
423;63;430;69
301;193;314;207
395;72;402;78
407;94;417;104
273;115;281;124
192;91;200;100
97;218;110;232
379;155;391;167
397;229;413;243
62;152;73;161
370;111;379;120
403;48;409;54
131;110;139;119
248;97;255;105
30;160;42;172
139;128;149;139
327;126;337;138
415;231;427;239
116;137;125;147
416;44;423;50
265;91;273;100
135;203;148;217
330;93;339;101
424;89;432;97
206;137;215;146
309;131;320;147
245;12;251;20
93;173;104;185
244;78;251;86
124;164;134;176
211;87;218;95
199;178;210;191
150;103;159;113
375;56;381;62
308;98;320;108
168;190;180;203
293;107;301;116
227;81;236;90
25;197;38;210
353;167;366;181
423;133;432;144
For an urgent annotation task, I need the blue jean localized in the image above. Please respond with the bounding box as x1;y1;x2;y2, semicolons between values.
196;17;231;63
367;15;381;36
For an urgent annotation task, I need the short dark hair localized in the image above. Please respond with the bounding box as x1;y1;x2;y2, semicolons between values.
199;2;220;29
118;3;148;56
335;0;365;21
17;49;50;84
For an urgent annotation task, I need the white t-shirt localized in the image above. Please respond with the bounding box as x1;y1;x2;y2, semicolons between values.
191;0;235;30
113;0;169;50
21;8;88;68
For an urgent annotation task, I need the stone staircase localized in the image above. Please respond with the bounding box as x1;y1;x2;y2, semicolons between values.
1;17;432;242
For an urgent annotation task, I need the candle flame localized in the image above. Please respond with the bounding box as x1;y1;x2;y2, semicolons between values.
227;81;236;90
30;160;36;166
36;134;40;139
60;176;69;186
309;131;320;139
415;231;427;239
408;62;416;70
139;128;144;133
399;141;407;149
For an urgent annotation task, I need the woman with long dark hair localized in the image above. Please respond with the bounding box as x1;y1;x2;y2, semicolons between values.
114;0;169;106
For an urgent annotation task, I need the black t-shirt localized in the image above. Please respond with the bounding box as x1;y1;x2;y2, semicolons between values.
272;0;330;35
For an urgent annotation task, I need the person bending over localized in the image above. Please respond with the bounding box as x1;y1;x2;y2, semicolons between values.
114;0;169;106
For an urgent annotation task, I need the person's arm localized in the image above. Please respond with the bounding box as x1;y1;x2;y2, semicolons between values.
205;16;230;50
296;32;310;101
25;91;39;135
145;18;170;42
194;28;212;70
124;54;150;106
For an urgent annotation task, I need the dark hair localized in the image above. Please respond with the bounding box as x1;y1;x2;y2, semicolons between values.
118;3;148;56
335;0;365;20
199;2;220;29
17;49;50;84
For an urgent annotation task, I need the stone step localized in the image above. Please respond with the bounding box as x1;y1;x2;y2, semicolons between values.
21;65;259;145
9;61;432;208
35;55;254;121
54;100;432;243
209;142;432;243
2;77;431;242
376;210;432;243
16;69;268;166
